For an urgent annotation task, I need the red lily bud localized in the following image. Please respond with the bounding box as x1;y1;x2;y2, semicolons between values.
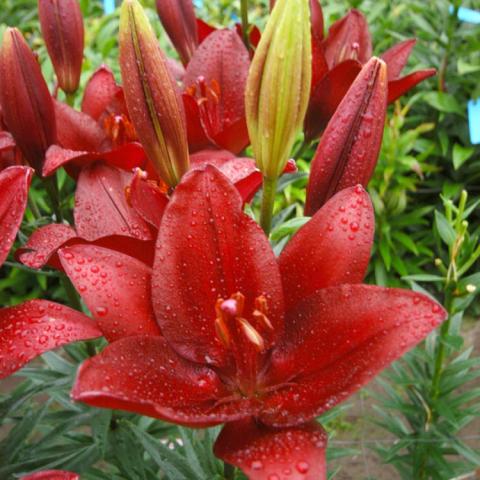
0;28;57;174
155;0;198;66
305;57;387;215
120;0;189;188
38;0;84;94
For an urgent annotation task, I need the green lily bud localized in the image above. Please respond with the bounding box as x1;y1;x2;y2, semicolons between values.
246;0;311;180
119;0;189;188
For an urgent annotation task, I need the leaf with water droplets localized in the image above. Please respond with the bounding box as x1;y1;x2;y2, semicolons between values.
214;418;327;480
262;285;447;426
279;186;374;311
0;165;33;267
59;244;160;341
0;300;101;379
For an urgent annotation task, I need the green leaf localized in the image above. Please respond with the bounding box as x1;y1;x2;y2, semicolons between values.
423;92;465;116
434;211;456;247
452;143;475;170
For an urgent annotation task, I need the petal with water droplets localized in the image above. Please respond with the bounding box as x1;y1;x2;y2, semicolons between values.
151;166;284;368
72;335;230;425
0;165;33;267
262;285;447;425
214;418;327;480
0;300;101;379
21;470;79;480
279;186;373;311
59;245;160;341
75;163;152;242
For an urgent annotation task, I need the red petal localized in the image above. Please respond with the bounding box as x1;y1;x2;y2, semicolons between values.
54;100;106;152
190;149;261;203
196;18;216;44
81;65;121;121
43;143;146;178
129;171;169;229
183;93;211;152
324;9;372;68
72;335;230;425
279;186;373;311
151;166;284;368
21;470;79;480
183;29;250;154
16;223;77;270
0;165;33;267
0;300;101;379
74;163;152;242
304;59;362;142
310;0;324;42
0;130;16;152
59;245;160;341
381;38;416;81
262;285;447;425
305;57;387;215
311;33;329;92
214;418;327;480
388;69;436;104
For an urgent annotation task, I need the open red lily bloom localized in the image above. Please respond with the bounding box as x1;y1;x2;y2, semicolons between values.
61;166;446;479
43;65;146;178
304;8;436;141
183;29;251;154
21;470;79;480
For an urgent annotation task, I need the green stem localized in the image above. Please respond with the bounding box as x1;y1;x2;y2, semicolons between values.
65;91;76;107
61;275;83;312
240;0;250;50
294;138;312;159
28;197;42;220
438;5;459;92
224;462;235;480
259;175;278;235
43;175;64;222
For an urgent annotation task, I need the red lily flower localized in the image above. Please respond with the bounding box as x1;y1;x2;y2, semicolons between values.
57;166;446;479
43;65;147;178
21;470;79;480
183;29;251;154
304;8;436;141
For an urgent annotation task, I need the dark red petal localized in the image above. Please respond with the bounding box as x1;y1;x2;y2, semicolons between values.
214;418;327;480
208;117;250;156
129;171;169;229
0;130;16;152
183;29;250;154
305;57;387;215
0;165;33;267
72;335;231;424
43;143;146;178
59;245;160;342
16;223;77;270
167;57;186;82
196;18;216;44
75;163;152;242
81;65;121;121
190;149;261;203
279;186;373;311
324;9;372;68
0;300;101;379
21;470;79;480
304;59;362;142
262;285;447;426
310;33;329;92
388;69;436;104
381;38;416;81
151;166;284;368
310;0;324;42
54;100;106;152
183;93;211;152
155;0;198;66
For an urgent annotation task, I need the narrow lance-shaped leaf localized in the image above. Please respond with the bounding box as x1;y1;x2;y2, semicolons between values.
246;0;312;179
305;57;387;215
0;28;57;174
38;0;85;94
119;0;189;187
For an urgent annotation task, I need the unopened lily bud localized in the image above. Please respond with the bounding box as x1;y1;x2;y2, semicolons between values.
0;28;57;174
246;0;311;180
120;0;189;188
38;0;84;94
155;0;198;66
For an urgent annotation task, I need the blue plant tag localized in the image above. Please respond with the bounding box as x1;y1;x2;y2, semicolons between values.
103;0;115;14
449;6;480;23
468;99;480;145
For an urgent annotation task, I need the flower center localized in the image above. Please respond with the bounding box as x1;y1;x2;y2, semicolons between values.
103;113;137;147
214;292;274;398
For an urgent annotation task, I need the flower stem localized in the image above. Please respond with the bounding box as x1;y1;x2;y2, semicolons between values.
224;462;235;480
240;0;250;50
260;175;277;235
42;175;64;222
65;91;76;107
